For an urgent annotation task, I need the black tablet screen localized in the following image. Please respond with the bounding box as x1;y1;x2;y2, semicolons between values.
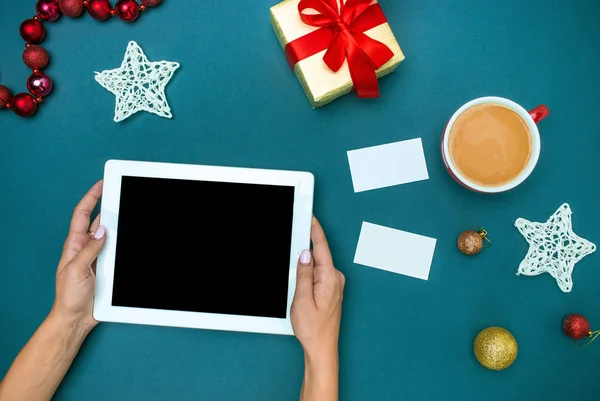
111;176;295;319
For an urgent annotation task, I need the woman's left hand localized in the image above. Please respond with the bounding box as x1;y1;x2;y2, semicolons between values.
51;181;106;333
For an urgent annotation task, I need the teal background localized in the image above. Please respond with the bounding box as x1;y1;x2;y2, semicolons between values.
1;0;600;400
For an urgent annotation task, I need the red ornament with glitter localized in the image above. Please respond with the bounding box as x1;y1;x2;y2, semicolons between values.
59;0;86;17
23;45;50;70
36;0;62;22
563;314;600;347
563;314;590;339
115;0;140;22
0;85;13;109
20;19;46;44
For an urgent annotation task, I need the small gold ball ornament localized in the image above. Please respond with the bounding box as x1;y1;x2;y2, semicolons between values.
473;327;518;370
457;227;490;255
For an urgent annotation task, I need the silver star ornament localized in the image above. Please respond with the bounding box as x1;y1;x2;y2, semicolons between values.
94;41;180;122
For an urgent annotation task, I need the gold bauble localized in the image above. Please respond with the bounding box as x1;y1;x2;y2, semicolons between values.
473;327;518;370
457;230;483;255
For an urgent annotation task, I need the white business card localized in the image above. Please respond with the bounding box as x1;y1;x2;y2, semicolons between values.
354;222;437;281
347;138;429;193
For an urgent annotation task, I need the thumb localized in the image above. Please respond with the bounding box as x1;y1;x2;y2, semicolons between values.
69;226;107;272
294;249;315;302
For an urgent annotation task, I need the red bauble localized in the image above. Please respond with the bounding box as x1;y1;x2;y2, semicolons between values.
20;19;47;44
36;0;62;22
0;85;13;109
22;45;50;70
141;0;161;7
59;0;86;17
87;0;113;20
115;0;140;22
563;314;591;340
27;72;53;97
11;93;38;117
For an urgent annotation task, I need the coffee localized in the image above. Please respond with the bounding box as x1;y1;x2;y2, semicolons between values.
449;103;532;187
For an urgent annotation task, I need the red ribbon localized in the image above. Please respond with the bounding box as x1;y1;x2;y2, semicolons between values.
284;0;394;98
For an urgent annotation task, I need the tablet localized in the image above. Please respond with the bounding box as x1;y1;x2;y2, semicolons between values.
94;160;314;335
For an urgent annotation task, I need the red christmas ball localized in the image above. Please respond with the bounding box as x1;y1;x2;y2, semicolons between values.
11;93;38;117
141;0;161;7
22;45;50;70
36;0;62;22
87;0;113;20
59;0;86;17
27;72;53;97
115;0;140;22
0;85;13;109
20;19;47;44
563;314;591;340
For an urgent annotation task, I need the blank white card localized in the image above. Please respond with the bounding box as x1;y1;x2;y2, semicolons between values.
354;222;437;281
347;138;429;193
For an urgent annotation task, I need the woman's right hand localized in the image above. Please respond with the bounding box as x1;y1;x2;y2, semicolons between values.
291;217;345;401
292;217;345;355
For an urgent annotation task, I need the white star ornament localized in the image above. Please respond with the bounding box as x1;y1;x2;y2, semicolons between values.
515;203;596;293
94;41;180;122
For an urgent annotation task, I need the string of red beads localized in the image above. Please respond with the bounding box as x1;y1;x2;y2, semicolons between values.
0;0;162;118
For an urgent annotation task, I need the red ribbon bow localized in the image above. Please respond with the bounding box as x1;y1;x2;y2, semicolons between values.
285;0;394;98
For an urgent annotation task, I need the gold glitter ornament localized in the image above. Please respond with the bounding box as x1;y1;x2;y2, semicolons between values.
457;227;491;255
474;327;518;370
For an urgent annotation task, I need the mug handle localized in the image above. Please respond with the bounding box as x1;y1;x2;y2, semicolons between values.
529;105;550;124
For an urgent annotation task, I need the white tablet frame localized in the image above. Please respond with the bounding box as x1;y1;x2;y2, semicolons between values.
94;160;314;336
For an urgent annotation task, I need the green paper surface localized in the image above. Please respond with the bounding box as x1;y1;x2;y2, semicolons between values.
1;1;599;400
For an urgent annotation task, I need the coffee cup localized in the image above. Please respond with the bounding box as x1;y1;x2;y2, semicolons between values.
441;96;549;193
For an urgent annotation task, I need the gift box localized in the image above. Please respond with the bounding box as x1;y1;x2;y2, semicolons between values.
270;0;404;108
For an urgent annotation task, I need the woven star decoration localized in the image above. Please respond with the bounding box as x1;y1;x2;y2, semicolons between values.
94;41;180;122
515;203;596;293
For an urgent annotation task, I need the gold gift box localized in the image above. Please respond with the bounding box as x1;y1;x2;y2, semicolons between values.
270;0;405;108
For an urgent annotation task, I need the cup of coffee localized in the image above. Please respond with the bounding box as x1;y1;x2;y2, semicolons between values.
441;97;549;193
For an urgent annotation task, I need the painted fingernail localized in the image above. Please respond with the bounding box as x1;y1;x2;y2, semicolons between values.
300;250;311;265
93;226;106;240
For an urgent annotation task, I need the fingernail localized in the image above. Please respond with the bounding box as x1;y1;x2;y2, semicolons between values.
93;226;106;240
300;250;311;265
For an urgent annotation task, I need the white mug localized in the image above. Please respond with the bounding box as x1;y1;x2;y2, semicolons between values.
441;96;549;193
